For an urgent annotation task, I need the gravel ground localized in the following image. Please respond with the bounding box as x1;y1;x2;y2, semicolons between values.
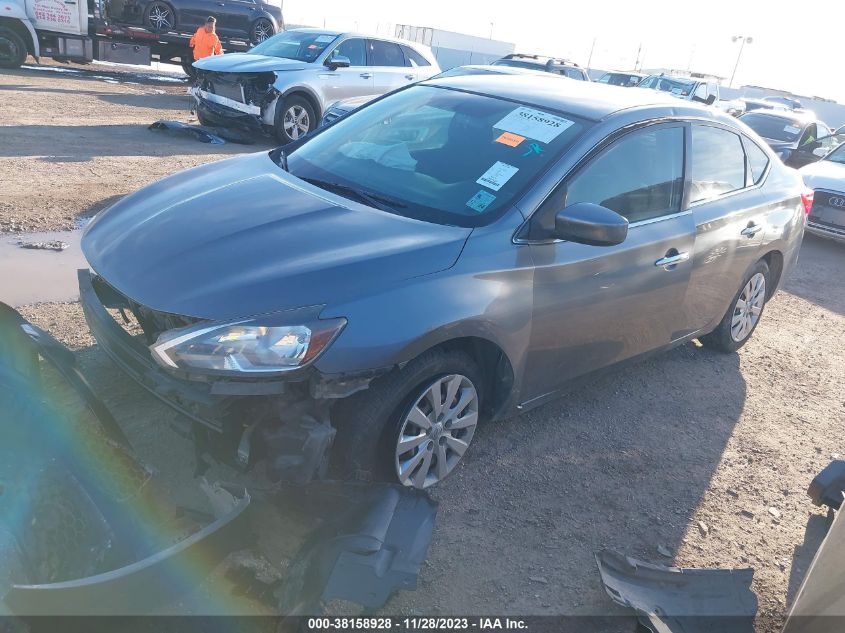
3;63;845;630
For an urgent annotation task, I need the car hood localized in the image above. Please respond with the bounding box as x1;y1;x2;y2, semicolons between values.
193;53;312;73
799;159;845;191
82;152;472;321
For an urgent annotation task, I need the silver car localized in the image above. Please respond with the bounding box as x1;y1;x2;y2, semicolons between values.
800;141;845;243
190;28;440;143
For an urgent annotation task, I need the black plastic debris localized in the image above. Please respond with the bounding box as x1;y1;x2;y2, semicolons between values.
277;482;438;615
16;240;68;251
149;120;255;145
595;550;758;633
807;460;845;510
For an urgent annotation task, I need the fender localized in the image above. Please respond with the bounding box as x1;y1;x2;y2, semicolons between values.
0;9;40;58
274;82;325;120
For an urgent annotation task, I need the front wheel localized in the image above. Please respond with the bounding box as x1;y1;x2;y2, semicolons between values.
700;260;770;353
180;56;196;78
0;27;27;69
273;95;316;144
331;349;483;488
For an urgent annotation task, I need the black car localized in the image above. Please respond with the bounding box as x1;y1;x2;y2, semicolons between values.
739;111;833;167
104;0;283;43
596;71;644;87
491;54;590;81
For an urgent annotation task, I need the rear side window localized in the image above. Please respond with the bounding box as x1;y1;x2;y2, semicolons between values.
563;68;586;80
401;45;430;67
743;138;769;185
690;125;747;204
369;40;405;67
565;125;685;223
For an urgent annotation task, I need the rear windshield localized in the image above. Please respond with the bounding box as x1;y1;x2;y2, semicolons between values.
638;75;696;95
250;31;338;62
287;85;590;227
740;113;804;143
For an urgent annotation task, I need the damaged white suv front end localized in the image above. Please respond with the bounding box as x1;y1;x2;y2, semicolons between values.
189;28;441;143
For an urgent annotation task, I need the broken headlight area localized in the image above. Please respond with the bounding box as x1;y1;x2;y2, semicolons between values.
192;70;280;124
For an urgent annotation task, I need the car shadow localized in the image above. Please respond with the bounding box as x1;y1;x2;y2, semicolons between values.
0;124;275;160
0;84;189;110
784;234;845;317
786;510;833;608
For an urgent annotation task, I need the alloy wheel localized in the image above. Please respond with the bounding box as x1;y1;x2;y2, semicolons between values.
253;19;273;43
283;105;310;140
148;5;173;31
395;374;479;489
731;272;766;342
0;37;20;65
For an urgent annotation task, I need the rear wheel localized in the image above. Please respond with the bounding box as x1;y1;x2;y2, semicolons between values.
331;349;483;488
249;18;275;44
273;95;315;144
0;27;27;69
144;1;176;32
700;260;770;353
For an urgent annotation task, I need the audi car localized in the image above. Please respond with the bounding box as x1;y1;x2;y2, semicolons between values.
800;142;845;243
80;74;806;489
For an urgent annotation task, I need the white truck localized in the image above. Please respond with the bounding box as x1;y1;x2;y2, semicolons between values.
0;0;252;72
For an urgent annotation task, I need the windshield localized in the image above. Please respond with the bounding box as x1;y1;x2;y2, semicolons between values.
825;142;845;164
599;72;641;86
740;113;805;142
638;75;696;95
492;59;545;71
287;85;589;227
249;31;338;62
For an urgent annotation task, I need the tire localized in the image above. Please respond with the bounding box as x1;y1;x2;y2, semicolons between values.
144;1;176;33
249;17;275;45
273;95;316;144
700;260;770;353
181;56;196;78
331;349;483;488
195;107;213;126
0;27;27;69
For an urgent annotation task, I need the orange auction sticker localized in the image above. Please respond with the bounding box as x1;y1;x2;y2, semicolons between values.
495;132;525;147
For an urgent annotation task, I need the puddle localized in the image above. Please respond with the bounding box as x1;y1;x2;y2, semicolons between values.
0;229;88;306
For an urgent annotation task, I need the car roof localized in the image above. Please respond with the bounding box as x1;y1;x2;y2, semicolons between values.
421;73;705;121
285;27;426;48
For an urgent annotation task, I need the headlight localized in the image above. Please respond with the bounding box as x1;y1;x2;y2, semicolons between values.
150;317;346;375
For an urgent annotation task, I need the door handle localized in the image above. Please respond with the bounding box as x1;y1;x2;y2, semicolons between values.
741;223;763;238
654;251;689;269
359;72;373;79
404;74;415;80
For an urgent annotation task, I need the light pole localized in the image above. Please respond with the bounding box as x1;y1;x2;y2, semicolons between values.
489;22;493;39
729;35;753;88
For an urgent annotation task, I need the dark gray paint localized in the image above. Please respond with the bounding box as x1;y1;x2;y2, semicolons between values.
82;75;806;419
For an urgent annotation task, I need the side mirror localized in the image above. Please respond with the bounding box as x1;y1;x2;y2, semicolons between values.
325;55;351;70
553;202;628;246
705;94;716;106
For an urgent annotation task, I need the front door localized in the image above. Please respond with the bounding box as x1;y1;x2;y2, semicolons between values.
522;123;695;402
318;37;374;104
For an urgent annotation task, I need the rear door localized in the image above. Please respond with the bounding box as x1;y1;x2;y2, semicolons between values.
522;122;694;401
400;43;435;81
213;0;258;38
368;39;416;94
319;37;374;103
684;124;769;331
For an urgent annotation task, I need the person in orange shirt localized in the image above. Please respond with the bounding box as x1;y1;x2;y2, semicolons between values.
189;16;223;61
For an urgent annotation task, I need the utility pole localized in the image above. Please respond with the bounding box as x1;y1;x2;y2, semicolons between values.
634;42;642;72
587;37;596;69
729;35;753;88
489;22;493;39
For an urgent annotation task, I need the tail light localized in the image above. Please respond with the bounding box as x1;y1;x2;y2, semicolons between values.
801;188;814;216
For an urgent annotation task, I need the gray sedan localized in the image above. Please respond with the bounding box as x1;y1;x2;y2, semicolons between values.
80;74;806;489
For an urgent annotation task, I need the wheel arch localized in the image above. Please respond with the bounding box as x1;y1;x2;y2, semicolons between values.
0;16;39;58
279;85;323;120
761;249;784;299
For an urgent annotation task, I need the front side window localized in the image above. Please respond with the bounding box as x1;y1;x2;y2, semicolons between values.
565;125;684;223
369;40;405;67
287;86;589;227
693;83;707;100
690;125;747;203
799;123;817;147
331;38;366;66
249;31;337;62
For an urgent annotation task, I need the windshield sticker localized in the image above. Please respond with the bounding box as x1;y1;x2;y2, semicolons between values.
466;190;497;213
671;87;683;95
495;131;525;147
494;107;574;143
784;125;802;135
477;161;519;191
314;35;336;43
522;142;544;157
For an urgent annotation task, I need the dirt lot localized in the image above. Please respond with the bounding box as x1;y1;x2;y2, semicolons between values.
3;63;845;629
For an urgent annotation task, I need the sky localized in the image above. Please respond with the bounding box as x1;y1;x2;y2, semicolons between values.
284;0;843;102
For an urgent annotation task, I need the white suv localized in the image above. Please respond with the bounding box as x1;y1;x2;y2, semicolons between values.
191;28;440;143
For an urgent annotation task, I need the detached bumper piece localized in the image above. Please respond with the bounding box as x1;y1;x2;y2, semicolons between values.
594;550;757;633
807;460;845;510
277;482;438;615
0;303;250;616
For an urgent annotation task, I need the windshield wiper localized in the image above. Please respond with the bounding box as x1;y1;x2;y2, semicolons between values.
300;177;407;212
